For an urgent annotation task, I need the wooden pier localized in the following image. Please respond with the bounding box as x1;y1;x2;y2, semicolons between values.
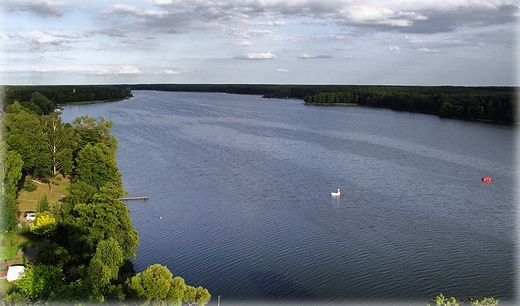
119;195;148;201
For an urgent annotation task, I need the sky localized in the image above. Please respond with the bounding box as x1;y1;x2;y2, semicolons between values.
1;0;519;85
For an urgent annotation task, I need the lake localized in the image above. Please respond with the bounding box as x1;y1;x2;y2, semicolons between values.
60;90;516;305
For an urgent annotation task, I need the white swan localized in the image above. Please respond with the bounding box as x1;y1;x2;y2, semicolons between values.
330;188;341;197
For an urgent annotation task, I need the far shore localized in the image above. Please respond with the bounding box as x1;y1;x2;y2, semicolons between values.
304;102;359;106
58;96;132;107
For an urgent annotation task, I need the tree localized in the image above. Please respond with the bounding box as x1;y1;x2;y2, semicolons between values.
183;285;211;306
66;194;138;261
37;195;50;213
42;112;73;176
88;237;124;290
49;279;91;302
75;142;122;190
30;213;57;238
0;145;23;231
72;115;118;156
30;91;56;115
169;276;186;306
469;296;499;306
429;293;460;306
3;102;51;177
127;264;173;304
15;264;64;299
35;240;70;267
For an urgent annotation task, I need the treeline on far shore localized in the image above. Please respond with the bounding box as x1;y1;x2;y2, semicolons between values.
2;84;516;123
114;84;517;123
1;85;132;115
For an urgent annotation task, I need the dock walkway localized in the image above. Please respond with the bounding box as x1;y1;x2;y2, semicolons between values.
119;195;148;201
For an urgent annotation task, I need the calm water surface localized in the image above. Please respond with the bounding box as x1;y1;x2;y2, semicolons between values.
61;91;516;305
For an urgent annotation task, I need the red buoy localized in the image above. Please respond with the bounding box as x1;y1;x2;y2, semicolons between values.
481;177;492;182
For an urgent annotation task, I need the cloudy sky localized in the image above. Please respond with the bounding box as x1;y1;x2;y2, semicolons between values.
1;0;518;85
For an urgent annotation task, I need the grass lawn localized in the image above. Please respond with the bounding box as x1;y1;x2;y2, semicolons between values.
17;175;69;215
0;246;19;261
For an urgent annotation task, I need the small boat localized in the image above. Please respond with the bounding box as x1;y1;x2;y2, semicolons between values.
481;177;492;182
330;188;341;196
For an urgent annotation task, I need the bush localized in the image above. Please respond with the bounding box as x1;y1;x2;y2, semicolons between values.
22;180;37;192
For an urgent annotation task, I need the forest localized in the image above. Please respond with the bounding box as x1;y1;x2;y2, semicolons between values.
113;84;517;123
1;86;132;115
0;96;210;305
2;84;516;123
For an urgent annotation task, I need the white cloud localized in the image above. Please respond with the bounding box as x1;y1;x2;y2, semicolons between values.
20;30;76;45
389;46;401;53
238;41;254;46
298;53;332;59
118;65;141;74
277;68;289;72
234;52;276;59
103;4;167;19
417;47;439;53
2;64;142;75
164;69;181;74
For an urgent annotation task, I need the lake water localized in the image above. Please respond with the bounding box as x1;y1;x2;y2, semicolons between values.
60;90;517;305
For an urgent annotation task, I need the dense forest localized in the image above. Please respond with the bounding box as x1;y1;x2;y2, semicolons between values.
0;96;210;305
112;84;517;123
2;84;516;123
1;86;132;115
302;86;516;123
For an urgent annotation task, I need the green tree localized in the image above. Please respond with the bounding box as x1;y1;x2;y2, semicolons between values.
183;285;211;306
127;264;173;304
469;296;499;306
169;276;186;306
42;112;73;176
37;195;50;213
66;194;138;260
30;91;56;115
49;279;91;302
15;263;64;299
72;115;118;156
3;102;51;177
75;142;122;190
0;145;23;231
88;237;124;290
35;240;70;267
429;293;460;306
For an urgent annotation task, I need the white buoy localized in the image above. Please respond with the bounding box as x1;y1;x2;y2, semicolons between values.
330;188;341;197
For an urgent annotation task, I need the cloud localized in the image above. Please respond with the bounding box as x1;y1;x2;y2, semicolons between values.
12;1;64;17
417;47;439;53
2;64;142;75
164;69;181;74
234;52;276;59
118;65;141;74
298;53;332;59
388;46;401;53
238;41;254;46
19;30;78;49
277;68;289;72
96;1;519;40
